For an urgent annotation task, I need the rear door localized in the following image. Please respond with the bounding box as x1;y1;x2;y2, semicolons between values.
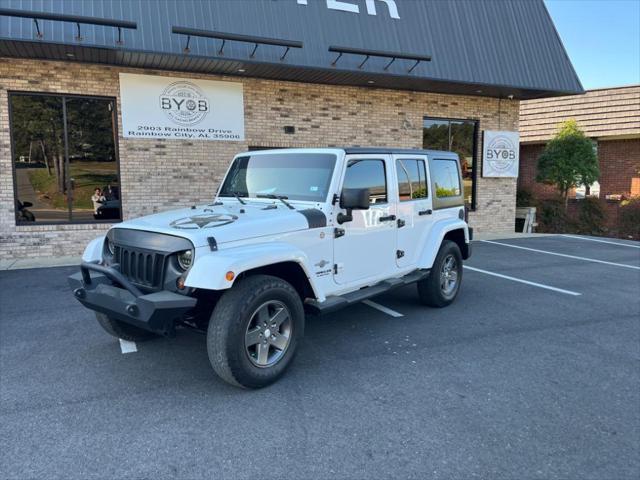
394;155;434;268
333;154;397;285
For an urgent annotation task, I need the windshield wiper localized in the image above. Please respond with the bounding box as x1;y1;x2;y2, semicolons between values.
231;191;247;205
256;194;295;210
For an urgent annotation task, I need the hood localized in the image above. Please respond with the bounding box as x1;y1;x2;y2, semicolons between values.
110;202;327;248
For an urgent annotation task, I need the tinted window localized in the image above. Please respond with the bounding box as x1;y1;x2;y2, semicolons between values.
343;159;387;204
431;159;462;198
10;93;121;224
423;117;477;208
396;159;428;201
219;153;336;202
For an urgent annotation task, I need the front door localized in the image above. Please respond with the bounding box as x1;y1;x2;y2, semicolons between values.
394;155;434;268
333;155;397;285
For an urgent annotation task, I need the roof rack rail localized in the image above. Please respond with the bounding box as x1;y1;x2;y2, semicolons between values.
172;26;303;61
0;8;137;44
328;46;431;73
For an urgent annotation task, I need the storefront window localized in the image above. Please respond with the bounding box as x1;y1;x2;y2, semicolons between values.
10;93;121;224
423;117;478;209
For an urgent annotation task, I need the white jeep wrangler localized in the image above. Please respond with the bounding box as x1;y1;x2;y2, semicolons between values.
69;148;472;388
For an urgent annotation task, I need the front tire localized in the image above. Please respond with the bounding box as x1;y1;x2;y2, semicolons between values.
417;240;463;307
95;312;157;341
206;275;304;389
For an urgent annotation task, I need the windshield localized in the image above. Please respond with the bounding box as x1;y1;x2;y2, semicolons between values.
219;153;337;202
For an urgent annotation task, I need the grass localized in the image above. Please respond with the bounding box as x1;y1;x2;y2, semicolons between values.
27;161;118;210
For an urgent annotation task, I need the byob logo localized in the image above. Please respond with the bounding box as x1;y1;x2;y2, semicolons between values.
485;134;517;172
159;81;210;126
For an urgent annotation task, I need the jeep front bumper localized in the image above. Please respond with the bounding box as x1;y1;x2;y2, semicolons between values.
68;262;197;335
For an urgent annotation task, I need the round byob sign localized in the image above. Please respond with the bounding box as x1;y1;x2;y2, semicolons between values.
159;81;210;126
482;131;520;177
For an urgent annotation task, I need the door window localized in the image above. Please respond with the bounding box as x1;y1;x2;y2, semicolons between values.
343;159;387;204
396;159;428;201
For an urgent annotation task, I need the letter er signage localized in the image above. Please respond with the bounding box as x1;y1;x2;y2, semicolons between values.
119;73;244;141
482;131;520;177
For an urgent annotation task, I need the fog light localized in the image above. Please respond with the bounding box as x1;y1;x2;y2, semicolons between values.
176;277;186;290
225;271;235;281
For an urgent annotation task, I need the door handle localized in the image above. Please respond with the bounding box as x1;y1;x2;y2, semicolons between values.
379;215;396;222
418;209;433;216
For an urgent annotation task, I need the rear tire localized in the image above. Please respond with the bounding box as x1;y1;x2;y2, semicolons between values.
417;240;463;307
206;275;304;389
95;312;157;341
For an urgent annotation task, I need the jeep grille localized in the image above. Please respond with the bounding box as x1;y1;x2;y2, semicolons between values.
114;246;166;290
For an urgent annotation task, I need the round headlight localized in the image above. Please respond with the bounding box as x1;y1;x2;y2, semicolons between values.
177;250;193;270
105;237;115;256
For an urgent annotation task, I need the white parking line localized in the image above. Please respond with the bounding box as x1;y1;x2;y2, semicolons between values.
362;300;404;317
464;266;582;296
119;339;138;354
561;234;640;249
481;240;640;270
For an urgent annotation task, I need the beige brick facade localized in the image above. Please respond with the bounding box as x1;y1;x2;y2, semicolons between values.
0;58;518;260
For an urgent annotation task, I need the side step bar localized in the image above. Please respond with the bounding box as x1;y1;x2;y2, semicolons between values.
305;269;430;315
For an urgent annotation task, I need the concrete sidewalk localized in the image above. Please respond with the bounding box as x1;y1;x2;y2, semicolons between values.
0;255;81;271
0;232;559;271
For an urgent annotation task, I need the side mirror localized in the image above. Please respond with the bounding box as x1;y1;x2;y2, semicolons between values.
340;188;370;210
337;188;370;224
22;201;33;208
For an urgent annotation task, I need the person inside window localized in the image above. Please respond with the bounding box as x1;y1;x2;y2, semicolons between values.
91;188;106;214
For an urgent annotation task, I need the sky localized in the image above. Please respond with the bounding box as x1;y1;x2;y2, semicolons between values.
545;0;640;89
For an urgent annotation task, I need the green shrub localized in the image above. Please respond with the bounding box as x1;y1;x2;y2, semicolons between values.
618;198;640;239
516;188;534;207
574;197;605;236
537;197;570;233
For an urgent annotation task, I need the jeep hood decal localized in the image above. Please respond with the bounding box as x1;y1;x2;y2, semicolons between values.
110;204;326;247
169;213;239;229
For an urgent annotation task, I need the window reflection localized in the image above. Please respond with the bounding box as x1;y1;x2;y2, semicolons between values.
10;93;121;224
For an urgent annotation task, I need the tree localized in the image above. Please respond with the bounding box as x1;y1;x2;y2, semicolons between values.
536;119;599;209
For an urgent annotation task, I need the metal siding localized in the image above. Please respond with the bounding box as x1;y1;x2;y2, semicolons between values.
0;0;583;96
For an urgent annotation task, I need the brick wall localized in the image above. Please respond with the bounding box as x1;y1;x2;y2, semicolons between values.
598;139;640;197
0;58;519;260
519;139;640;199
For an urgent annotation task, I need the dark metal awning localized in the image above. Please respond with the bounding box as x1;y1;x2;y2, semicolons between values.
0;4;582;100
0;1;585;99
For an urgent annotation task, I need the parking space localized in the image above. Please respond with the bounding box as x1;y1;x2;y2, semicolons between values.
1;235;639;479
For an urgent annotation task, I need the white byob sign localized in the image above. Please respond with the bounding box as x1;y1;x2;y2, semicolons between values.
482;130;520;177
119;73;244;141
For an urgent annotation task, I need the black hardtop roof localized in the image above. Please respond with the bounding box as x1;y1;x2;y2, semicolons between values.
243;147;459;157
343;147;456;156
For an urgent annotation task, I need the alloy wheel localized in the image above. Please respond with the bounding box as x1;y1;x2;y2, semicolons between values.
244;300;293;368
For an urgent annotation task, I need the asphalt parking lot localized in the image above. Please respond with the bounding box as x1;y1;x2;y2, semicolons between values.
1;235;639;480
